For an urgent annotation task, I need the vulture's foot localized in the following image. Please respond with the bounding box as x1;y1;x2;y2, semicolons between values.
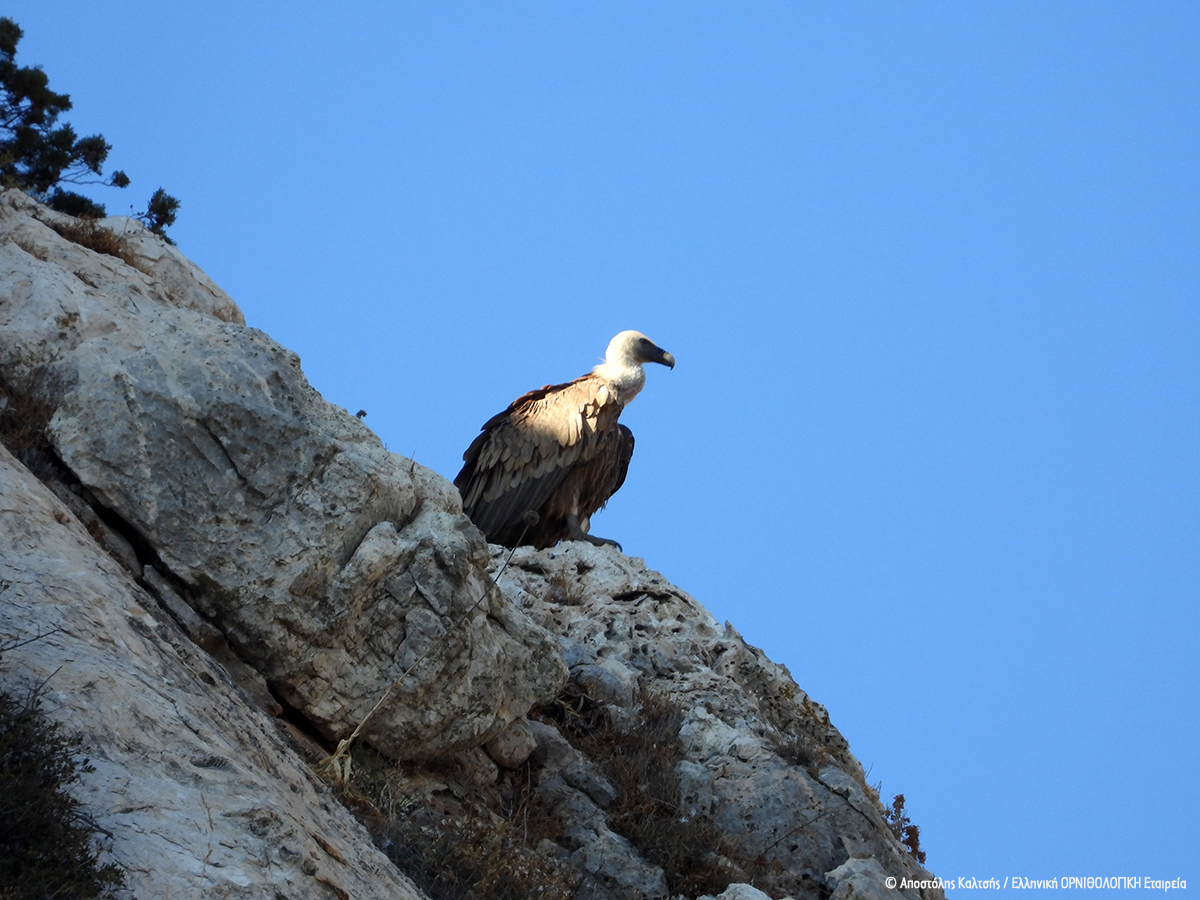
565;514;623;552
582;534;623;551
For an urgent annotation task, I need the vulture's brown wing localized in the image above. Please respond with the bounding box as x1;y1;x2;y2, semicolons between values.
455;373;623;538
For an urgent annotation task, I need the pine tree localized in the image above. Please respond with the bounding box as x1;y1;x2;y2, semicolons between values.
0;17;179;235
139;186;181;242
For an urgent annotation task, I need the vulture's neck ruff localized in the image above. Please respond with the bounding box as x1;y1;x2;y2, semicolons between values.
591;330;674;404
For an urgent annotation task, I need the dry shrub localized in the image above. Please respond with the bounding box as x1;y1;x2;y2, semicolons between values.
539;678;608;734
374;806;575;900
883;793;927;864
0;680;124;898
552;684;741;898
0;372;64;480
325;747;577;900
45;218;139;268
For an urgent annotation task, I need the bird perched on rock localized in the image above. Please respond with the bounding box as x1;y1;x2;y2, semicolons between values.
454;331;675;550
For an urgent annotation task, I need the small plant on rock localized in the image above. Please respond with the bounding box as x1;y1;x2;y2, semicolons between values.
0;371;65;481
548;683;741;897
137;186;180;242
883;793;927;864
0;669;124;898
324;746;577;900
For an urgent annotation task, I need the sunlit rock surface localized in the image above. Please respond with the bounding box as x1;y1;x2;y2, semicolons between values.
0;192;942;900
0;443;423;899
0;189;565;762
500;543;941;899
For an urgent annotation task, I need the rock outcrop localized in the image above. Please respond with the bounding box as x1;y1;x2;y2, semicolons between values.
0;191;943;900
500;545;933;900
0;441;424;899
0;190;565;762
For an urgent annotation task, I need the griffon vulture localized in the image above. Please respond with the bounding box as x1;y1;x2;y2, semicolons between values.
454;331;675;550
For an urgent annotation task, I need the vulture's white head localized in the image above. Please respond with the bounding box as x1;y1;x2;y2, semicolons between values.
594;331;674;401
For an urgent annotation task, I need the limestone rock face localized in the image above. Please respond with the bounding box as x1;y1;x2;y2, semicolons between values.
0;189;242;326
0;193;944;900
499;543;945;900
0;189;565;761
0;444;423;900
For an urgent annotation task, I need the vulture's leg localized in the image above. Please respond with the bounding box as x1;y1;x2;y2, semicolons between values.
564;513;623;552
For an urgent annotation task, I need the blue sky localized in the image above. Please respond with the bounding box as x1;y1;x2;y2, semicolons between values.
10;3;1198;893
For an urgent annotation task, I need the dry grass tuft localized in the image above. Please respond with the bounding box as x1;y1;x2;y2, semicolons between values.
544;570;588;606
773;728;825;772
45;218;139;268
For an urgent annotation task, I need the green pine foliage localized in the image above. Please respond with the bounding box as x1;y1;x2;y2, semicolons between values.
139;186;181;243
0;17;179;236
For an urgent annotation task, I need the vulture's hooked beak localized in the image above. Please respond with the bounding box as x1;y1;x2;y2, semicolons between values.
655;348;676;370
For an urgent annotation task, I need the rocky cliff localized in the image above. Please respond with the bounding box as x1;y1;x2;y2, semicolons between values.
0;191;944;900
